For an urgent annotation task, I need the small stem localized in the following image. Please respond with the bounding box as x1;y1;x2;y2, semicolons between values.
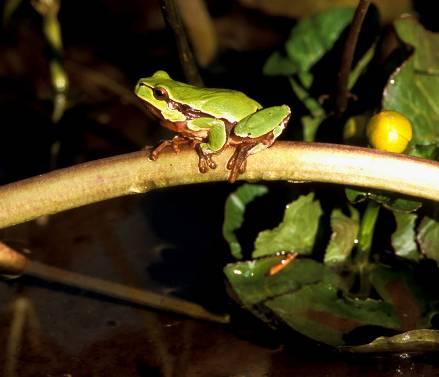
355;200;380;295
357;200;380;258
32;0;69;122
160;0;203;86
335;0;371;118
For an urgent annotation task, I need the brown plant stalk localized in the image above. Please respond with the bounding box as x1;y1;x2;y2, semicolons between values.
1;142;439;230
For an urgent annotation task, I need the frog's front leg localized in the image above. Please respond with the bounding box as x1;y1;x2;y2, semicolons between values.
188;117;227;173
150;135;194;160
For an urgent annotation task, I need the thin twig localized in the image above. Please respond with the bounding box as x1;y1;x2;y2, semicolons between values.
1;142;439;229
160;0;203;85
0;242;229;323
335;0;371;117
25;260;229;323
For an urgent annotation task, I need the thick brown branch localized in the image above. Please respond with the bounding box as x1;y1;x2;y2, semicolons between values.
1;142;439;229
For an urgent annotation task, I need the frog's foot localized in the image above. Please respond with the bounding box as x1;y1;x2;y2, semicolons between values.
226;144;255;183
195;144;217;173
150;136;192;160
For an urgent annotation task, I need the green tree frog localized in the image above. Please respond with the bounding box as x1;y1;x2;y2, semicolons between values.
135;71;291;182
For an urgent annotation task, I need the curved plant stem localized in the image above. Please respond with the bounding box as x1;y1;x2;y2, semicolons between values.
2;142;439;228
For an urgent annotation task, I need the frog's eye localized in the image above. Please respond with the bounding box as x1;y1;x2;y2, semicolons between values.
153;87;168;100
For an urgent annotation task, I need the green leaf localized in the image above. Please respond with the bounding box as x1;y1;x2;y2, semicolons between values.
288;77;324;117
252;193;322;258
394;17;439;74
342;329;439;353
345;188;421;212
223;184;268;259
383;18;439;145
417;216;439;263
285;7;355;78
406;143;439;159
224;258;339;307
265;282;399;346
302;115;325;142
324;207;359;268
391;212;420;261
263;51;297;76
369;191;421;212
345;187;367;203
288;77;325;142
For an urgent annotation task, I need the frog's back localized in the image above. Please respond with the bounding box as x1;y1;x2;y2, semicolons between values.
167;82;262;123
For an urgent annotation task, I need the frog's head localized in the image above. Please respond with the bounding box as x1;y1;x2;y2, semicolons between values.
135;70;186;122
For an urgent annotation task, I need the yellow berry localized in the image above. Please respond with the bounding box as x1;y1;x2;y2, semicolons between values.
366;111;413;153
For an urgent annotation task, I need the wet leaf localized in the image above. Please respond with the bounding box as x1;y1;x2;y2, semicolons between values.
391;212;420;261
383;18;439;145
417;216;439;263
265;282;399;346
324;207;359;268
252;193;322;258
223;184;268;259
342;329;439;353
224;258;339;307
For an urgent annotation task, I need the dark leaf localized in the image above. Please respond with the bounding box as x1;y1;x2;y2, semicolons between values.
285;7;355;79
391;212;420;261
265;282;399;346
417;216;439;263
252;193;322;258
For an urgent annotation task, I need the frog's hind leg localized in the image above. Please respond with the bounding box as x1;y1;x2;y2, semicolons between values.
227;133;277;182
227;143;258;183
